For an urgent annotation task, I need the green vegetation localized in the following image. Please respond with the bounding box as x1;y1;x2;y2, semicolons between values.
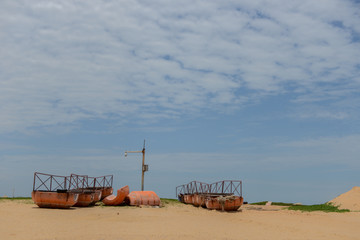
0;197;31;200
0;197;33;204
160;198;180;207
249;201;268;205
250;201;350;212
160;198;179;203
250;201;296;206
288;203;350;213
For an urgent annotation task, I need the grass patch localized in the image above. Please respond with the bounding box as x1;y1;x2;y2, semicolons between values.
272;202;297;206
0;197;31;200
288;203;350;213
160;198;180;206
250;201;349;212
161;198;179;203
250;201;296;206
160;198;181;208
250;201;267;205
0;197;33;204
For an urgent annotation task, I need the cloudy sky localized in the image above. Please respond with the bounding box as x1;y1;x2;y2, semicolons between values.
1;0;359;204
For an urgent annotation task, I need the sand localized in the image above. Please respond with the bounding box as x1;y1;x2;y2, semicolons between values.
0;200;360;240
329;186;360;211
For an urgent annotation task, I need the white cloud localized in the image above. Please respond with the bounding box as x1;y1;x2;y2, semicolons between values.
0;0;359;133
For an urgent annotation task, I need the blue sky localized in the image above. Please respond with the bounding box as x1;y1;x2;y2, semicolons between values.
0;0;359;204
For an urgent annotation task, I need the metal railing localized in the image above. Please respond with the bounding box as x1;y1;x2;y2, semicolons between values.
33;172;113;192
69;174;114;192
68;174;88;192
176;181;210;196
176;180;242;198
93;175;113;189
33;172;73;192
209;180;242;197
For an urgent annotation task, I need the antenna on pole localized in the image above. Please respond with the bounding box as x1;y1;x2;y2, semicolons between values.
124;140;148;191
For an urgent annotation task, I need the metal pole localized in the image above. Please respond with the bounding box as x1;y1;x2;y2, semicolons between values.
125;139;147;191
33;173;36;191
241;181;242;196
141;146;145;191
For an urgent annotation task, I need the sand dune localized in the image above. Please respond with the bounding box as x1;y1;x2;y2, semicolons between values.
329;186;360;211
0;199;360;240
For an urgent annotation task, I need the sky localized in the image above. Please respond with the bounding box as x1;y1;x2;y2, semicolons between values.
0;0;359;204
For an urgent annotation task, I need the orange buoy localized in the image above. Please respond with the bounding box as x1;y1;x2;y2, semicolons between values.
205;195;244;211
125;191;160;206
74;191;95;207
102;185;129;206
31;191;79;209
101;187;113;200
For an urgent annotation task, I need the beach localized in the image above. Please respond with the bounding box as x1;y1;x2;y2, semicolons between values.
0;199;359;240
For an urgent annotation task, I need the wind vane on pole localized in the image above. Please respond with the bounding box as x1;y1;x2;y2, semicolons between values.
124;140;148;191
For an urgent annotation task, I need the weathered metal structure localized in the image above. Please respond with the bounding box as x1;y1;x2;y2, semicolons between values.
69;174;114;200
32;172;79;208
176;180;243;211
124;140;148;191
32;171;161;208
32;172;113;208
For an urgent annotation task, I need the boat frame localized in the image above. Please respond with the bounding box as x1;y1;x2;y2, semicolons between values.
176;180;243;211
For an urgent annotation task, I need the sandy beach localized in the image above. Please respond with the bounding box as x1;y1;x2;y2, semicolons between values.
0;199;359;240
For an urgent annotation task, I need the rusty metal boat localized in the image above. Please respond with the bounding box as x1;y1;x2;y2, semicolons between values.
31;172;79;209
86;175;113;200
205;194;244;211
176;180;244;211
69;174;114;207
69;174;96;207
206;180;243;211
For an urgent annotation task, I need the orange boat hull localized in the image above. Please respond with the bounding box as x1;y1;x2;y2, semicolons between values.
94;190;102;202
125;191;160;206
102;186;129;206
193;194;206;207
183;194;193;204
101;187;113;200
89;190;102;205
205;196;243;211
192;194;201;207
74;192;95;207
31;191;79;209
178;194;185;203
